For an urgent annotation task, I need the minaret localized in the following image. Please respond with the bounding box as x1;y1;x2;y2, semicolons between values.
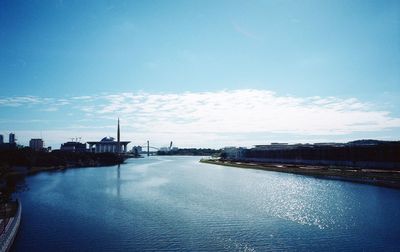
117;118;121;153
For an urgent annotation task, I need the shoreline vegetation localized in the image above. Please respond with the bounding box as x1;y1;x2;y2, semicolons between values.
0;149;126;199
200;158;400;189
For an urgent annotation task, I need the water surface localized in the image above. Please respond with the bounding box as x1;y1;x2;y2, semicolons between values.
13;156;400;251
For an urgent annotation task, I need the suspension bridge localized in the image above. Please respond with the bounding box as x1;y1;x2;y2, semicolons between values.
135;141;174;156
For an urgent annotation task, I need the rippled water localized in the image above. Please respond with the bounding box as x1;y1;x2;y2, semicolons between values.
13;156;400;251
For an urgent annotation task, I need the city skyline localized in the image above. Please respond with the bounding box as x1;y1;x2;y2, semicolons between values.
1;0;399;148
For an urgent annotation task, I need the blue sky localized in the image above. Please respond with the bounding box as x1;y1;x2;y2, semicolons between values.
0;0;399;149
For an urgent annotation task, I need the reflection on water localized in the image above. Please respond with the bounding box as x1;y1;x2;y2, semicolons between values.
13;156;400;251
117;164;120;197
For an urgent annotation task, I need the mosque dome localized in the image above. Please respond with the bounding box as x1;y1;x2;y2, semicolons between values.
101;136;115;142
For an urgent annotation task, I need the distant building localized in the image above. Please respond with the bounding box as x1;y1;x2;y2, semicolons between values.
132;146;142;153
131;146;142;156
159;147;170;152
87;119;130;153
222;147;247;159
253;142;345;150
29;138;44;151
9;133;15;144
60;141;87;152
0;133;17;150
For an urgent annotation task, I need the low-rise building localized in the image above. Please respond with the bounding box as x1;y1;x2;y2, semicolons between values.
222;147;247;160
60;141;87;152
29;138;44;151
159;147;170;152
131;146;142;155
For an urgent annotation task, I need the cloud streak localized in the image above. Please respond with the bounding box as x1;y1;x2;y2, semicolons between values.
0;96;45;107
232;22;257;39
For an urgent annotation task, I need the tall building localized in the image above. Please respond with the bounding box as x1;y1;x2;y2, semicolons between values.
0;133;16;150
9;133;15;144
29;138;44;151
87;119;130;153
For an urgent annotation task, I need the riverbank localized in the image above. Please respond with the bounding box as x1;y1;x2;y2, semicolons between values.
201;159;400;189
0;149;127;199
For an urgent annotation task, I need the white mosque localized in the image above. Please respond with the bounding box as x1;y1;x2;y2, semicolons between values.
87;119;130;153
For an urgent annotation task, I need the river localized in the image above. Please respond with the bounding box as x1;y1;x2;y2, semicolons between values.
12;156;400;251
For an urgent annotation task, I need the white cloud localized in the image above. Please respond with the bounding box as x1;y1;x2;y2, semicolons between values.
2;90;400;148
73;89;400;136
41;107;59;112
71;95;94;101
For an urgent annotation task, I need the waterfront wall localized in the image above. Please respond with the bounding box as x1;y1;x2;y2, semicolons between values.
234;157;400;170
232;144;400;170
0;200;21;252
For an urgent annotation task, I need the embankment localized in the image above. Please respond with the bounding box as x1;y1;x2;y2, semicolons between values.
201;159;400;189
